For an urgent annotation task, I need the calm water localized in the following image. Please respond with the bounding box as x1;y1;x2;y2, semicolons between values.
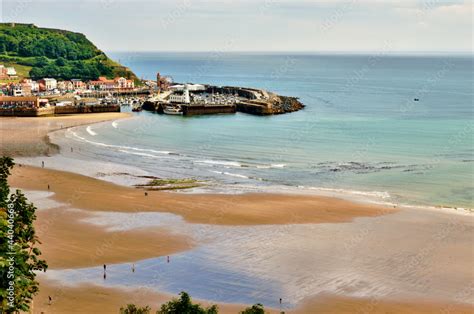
69;52;473;208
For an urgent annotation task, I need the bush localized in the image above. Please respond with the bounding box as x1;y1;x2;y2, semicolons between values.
119;304;151;314
240;304;266;314
157;292;218;314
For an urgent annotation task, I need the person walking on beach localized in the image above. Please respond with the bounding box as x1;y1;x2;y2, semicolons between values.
48;296;52;305
42;161;44;168
47;184;50;190
132;263;135;273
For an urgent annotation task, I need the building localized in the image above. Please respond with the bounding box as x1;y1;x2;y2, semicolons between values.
71;79;86;90
169;85;190;104
156;72;172;91
0;96;41;108
0;65;17;79
57;81;74;92
169;83;205;91
89;77;116;90
10;84;24;96
114;77;134;89
38;78;57;91
89;76;134;90
6;67;17;77
0;66;6;79
21;79;40;93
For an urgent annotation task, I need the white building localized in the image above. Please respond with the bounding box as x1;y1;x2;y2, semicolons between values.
6;67;17;77
114;77;134;89
169;83;205;92
24;80;40;92
40;78;57;91
169;84;190;104
12;85;23;96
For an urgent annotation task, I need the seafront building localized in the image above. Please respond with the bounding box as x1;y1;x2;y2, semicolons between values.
0;96;47;108
0;74;136;97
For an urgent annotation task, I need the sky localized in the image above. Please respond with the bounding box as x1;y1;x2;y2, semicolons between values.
0;0;472;53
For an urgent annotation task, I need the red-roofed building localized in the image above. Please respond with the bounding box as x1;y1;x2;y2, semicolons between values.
89;77;134;90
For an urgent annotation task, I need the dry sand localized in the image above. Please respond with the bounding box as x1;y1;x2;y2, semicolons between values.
0;113;131;156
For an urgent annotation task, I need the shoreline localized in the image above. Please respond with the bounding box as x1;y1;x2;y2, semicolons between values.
3;111;471;213
0;112;132;157
10;165;397;226
11;115;472;214
3;114;474;313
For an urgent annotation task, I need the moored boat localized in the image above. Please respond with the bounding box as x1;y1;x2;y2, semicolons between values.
163;105;183;115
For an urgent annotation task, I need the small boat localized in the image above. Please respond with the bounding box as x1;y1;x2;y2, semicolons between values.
163;105;183;115
414;98;420;101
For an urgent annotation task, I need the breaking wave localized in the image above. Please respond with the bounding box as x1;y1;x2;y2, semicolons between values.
86;126;97;136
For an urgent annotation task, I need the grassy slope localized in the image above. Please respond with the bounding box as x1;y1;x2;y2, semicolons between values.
0;23;138;82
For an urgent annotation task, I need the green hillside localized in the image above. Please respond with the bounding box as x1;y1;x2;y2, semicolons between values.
0;23;138;82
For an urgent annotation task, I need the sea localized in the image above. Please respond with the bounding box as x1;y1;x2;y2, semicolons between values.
55;52;474;209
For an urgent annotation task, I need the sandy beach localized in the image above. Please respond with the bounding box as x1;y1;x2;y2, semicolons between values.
2;115;473;313
33;280;474;314
0;113;131;156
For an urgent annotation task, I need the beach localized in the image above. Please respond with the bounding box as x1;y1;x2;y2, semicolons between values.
2;114;473;313
0;113;131;157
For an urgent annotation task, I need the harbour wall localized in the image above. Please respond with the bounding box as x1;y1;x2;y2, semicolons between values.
181;104;236;116
0;105;120;117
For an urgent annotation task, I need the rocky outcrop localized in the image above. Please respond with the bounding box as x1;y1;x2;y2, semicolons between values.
237;95;304;115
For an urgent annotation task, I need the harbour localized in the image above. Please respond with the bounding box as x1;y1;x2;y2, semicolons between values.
143;82;304;116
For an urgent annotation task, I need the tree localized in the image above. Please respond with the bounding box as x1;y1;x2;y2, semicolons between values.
55;56;67;66
0;157;48;313
157;292;218;314
240;304;266;314
119;304;151;314
0;157;13;208
34;56;49;67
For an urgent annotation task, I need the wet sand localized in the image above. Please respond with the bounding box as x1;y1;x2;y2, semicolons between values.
0;113;131;156
11;166;474;313
294;293;474;314
34;206;193;269
10;165;395;226
33;281;473;314
34;280;251;314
